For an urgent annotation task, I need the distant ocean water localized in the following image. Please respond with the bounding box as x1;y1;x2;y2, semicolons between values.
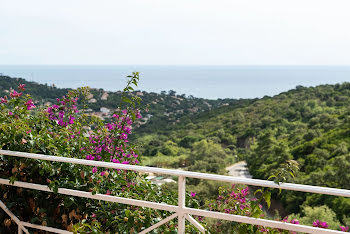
1;65;350;99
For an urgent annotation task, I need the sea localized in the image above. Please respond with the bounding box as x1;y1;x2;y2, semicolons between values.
1;65;350;99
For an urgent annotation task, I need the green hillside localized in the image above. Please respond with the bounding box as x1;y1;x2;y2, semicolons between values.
136;83;350;223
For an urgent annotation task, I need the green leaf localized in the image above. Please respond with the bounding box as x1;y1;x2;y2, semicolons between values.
263;191;271;208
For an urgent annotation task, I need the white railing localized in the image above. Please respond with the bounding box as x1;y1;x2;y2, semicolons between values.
0;150;349;234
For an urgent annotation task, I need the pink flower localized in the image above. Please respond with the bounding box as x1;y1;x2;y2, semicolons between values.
112;159;120;163
68;116;75;124
124;127;131;134
18;84;25;91
0;97;8;104
290;219;299;224
10;90;22;98
92;167;97;173
106;123;115;130
100;171;105;176
191;192;196;197
313;220;328;228
91;213;96;218
58;119;67;126
106;190;111;195
120;133;128;140
313;220;320;227
8;111;13;116
86;155;94;160
25;99;36;110
340;226;349;232
59;111;64;119
241;187;249;197
122;109;128;114
320;222;328;228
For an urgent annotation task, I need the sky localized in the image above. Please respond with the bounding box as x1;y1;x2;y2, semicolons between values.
1;0;350;65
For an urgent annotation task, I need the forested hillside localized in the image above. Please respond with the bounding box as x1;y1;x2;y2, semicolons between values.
0;75;235;128
136;82;350;224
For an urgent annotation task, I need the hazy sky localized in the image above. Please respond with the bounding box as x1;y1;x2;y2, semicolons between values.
1;0;350;65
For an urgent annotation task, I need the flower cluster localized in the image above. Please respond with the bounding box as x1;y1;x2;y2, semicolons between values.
0;84;35;115
0;96;8;104
47;92;78;126
282;217;300;225
10;90;22;98
25;99;35;110
81;109;142;174
208;185;256;218
312;220;329;228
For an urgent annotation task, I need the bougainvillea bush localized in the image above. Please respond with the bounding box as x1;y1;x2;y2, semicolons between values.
0;73;200;233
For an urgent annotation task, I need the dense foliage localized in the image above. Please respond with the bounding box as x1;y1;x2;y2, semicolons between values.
135;83;350;228
0;74;200;233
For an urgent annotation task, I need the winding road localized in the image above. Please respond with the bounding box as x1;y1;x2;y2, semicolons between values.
226;161;252;178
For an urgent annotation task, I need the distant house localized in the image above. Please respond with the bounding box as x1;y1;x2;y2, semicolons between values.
101;92;109;100
100;107;110;115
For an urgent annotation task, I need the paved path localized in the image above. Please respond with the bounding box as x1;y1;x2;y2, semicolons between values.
226;161;252;178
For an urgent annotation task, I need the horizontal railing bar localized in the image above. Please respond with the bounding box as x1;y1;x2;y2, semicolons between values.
1;150;350;198
0;178;178;213
22;221;71;234
184;208;344;234
1;178;341;234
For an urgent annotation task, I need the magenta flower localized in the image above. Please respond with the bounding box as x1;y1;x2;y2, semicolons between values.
106;123;115;130
100;171;105;176
86;155;95;160
191;192;196;197
241;187;249;197
10;90;22;98
312;220;319;227
320;222;328;228
58;119;67;126
0;97;8;104
122;109;128;114
112;159;120;163
8;111;13;116
18;84;26;91
340;226;349;232
91;213;96;218
68;116;75;124
120;133;128;140
25;99;36;110
290;219;299;224
59;111;64;119
92;167;97;173
313;220;328;228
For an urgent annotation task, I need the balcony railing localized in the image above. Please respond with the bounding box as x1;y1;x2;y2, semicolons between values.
0;149;349;234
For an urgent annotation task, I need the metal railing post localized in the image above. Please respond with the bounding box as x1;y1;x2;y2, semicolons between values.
178;176;186;233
